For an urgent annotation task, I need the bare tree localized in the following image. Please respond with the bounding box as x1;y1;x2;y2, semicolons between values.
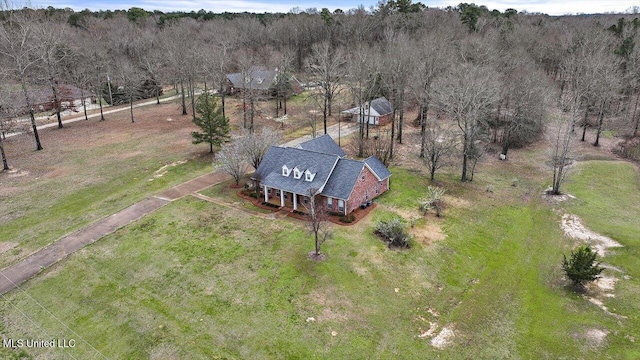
492;56;549;157
36;19;71;129
548;112;576;195
303;188;331;260
240;127;281;170
412;33;450;159
308;41;345;134
216;140;246;185
271;50;295;118
346;45;381;157
434;63;499;182
422;120;457;181
0;8;44;150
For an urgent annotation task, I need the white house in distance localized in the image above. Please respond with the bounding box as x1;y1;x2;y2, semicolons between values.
341;97;394;126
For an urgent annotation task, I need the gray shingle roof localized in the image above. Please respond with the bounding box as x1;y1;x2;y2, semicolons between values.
227;66;278;91
320;159;364;200
298;134;346;157
254;136;391;201
255;146;339;195
370;97;393;116
364;156;392;180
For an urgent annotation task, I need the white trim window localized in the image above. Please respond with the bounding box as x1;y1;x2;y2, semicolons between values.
293;167;302;179
327;197;332;209
282;165;291;177
338;199;344;212
304;170;316;182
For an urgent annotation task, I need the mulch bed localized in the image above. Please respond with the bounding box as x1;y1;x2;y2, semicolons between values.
327;203;377;226
236;190;378;225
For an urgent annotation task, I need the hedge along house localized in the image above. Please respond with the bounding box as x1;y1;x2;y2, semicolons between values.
341;96;393;126
252;134;391;215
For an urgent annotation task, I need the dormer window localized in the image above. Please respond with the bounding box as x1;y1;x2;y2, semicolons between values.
245;77;250;83
256;78;264;84
282;165;291;176
293;167;302;179
304;170;316;182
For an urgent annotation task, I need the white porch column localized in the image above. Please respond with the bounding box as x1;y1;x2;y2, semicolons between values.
293;193;298;211
264;185;269;202
280;190;285;207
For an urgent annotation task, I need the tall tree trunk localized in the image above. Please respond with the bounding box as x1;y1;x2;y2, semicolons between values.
390;107;395;159
284;97;287;115
594;99;607;147
130;95;134;123
398;89;405;145
275;97;279;118
180;79;187;115
0;136;9;170
21;81;43;151
96;72;105;121
581;106;589;142
220;85;226;120
323;93;328;135
249;96;255;134
633;91;640;137
420;102;428;158
49;77;63;129
242;91;247;129
155;80;160;105
461;134;468;182
189;78;196;122
82;90;88;120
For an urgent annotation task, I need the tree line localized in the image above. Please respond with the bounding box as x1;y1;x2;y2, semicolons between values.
1;2;639;193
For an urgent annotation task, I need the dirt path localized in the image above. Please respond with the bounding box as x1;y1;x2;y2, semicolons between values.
0;171;230;295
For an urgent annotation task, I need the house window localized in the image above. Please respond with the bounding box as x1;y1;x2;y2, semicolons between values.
338;200;344;212
293;167;302;179
376;183;379;194
305;170;316;182
282;165;291;177
276;190;281;197
327;197;332;209
361;174;365;180
303;197;308;204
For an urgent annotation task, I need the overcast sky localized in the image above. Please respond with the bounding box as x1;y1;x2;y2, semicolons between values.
28;0;640;15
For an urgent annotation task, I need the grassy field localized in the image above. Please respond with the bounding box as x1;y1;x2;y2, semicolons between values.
1;148;638;358
0;104;214;268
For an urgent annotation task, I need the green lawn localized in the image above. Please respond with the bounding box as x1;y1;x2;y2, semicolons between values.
1;160;638;359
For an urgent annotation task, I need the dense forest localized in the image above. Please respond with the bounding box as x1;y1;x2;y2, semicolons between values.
1;2;640;178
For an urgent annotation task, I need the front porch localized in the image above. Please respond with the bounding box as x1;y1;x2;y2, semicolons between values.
261;185;310;212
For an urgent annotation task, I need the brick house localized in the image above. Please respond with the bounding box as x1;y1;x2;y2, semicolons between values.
252;134;391;215
341;97;393;126
225;66;303;96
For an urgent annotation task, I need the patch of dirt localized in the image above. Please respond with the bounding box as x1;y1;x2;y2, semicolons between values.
542;188;576;202
150;160;188;181
413;223;447;246
594;274;618;292
431;324;455;349
0;242;18;254
418;321;438;339
444;195;471;209
582;328;609;348
561;214;623;256
585;296;628;319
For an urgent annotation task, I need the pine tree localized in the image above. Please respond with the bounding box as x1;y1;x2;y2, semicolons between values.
191;93;230;153
562;245;604;288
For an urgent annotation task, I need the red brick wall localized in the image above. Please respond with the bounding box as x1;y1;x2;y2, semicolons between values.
378;113;393;126
346;166;389;214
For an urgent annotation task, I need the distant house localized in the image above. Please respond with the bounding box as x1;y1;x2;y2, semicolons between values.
341;97;394;126
225;66;303;96
5;85;95;115
253;134;391;215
